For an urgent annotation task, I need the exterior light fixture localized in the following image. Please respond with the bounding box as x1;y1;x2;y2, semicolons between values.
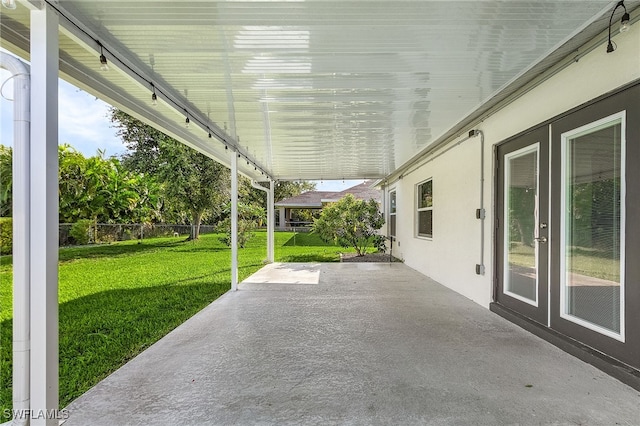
607;1;630;53
99;45;109;71
620;11;631;33
208;129;212;138
2;0;17;10
99;55;109;71
151;86;158;106
185;116;190;128
225;145;228;150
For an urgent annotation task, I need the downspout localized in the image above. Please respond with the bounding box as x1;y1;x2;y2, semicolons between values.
251;179;274;263
1;52;31;426
470;130;486;276
397;129;486;276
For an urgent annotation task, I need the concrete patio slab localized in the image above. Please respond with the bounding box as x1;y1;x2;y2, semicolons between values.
241;262;321;285
63;263;640;425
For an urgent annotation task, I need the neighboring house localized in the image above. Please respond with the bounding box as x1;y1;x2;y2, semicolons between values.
275;180;381;230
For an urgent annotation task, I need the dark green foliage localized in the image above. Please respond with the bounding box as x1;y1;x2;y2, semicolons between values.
218;202;266;248
69;219;93;245
241;180;316;205
312;194;385;256
111;109;229;239
0;218;11;254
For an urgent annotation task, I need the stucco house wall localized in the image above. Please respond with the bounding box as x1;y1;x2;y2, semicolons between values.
387;22;640;308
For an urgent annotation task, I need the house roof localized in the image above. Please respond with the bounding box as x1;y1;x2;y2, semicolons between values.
1;1;636;182
276;181;381;208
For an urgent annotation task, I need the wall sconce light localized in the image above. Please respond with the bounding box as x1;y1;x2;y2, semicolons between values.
607;0;630;53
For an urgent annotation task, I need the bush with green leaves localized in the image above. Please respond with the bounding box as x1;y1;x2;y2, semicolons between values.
218;202;266;248
69;219;93;245
312;194;385;256
0;217;12;254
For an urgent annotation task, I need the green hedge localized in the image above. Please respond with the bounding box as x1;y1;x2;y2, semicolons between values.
70;219;93;245
0;217;11;255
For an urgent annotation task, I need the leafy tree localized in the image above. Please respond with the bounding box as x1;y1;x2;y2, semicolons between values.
1;144;159;226
240;180;316;206
111;109;229;239
273;181;316;202
0;145;12;217
218;202;266;248
312;194;385;256
58;144;160;226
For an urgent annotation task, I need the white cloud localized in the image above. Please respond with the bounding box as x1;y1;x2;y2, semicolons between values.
58;80;124;157
0;71;124;157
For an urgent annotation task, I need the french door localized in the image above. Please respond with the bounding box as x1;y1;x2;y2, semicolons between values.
496;127;549;326
495;85;639;372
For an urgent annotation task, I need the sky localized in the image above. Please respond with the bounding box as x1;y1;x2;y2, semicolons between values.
0;65;362;192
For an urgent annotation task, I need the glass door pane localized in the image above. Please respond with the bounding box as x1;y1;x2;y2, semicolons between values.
504;145;539;305
561;115;624;339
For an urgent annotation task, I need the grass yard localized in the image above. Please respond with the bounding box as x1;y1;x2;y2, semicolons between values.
0;231;352;419
508;242;620;282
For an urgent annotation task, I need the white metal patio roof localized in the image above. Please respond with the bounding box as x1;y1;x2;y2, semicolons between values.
1;0;635;181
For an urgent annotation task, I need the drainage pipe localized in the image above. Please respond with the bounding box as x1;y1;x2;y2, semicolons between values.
397;129;486;276
251;179;274;263
1;51;31;426
473;130;486;276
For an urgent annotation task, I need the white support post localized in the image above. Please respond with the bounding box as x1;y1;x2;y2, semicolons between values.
267;180;275;263
278;206;285;230
230;152;238;291
30;5;59;426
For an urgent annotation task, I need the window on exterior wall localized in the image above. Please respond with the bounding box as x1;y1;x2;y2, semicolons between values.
417;179;433;238
389;190;396;237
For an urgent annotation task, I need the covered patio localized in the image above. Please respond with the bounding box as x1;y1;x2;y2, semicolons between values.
2;1;640;424
62;263;639;425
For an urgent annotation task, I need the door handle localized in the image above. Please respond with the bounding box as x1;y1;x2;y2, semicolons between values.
535;236;547;243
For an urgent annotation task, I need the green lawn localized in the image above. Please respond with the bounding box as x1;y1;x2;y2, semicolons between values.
0;231;351;419
508;242;620;282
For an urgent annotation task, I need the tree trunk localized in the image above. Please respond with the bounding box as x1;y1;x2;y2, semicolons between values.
189;211;203;240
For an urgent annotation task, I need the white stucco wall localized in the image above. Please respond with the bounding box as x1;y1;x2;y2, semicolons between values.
390;22;640;308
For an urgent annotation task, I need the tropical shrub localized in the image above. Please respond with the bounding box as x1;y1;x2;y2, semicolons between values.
218;202;266;248
69;219;93;245
312;194;384;256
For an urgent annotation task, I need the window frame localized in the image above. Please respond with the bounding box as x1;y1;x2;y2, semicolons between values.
559;111;626;342
388;189;397;237
416;178;433;239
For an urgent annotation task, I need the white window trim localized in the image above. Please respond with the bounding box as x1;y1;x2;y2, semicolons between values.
415;178;433;239
559;110;626;342
388;189;397;237
502;143;540;307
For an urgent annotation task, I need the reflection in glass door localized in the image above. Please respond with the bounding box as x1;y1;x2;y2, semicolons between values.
504;145;540;305
560;113;625;341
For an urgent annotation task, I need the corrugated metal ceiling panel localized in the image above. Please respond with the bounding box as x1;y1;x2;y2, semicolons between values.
1;0;635;181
